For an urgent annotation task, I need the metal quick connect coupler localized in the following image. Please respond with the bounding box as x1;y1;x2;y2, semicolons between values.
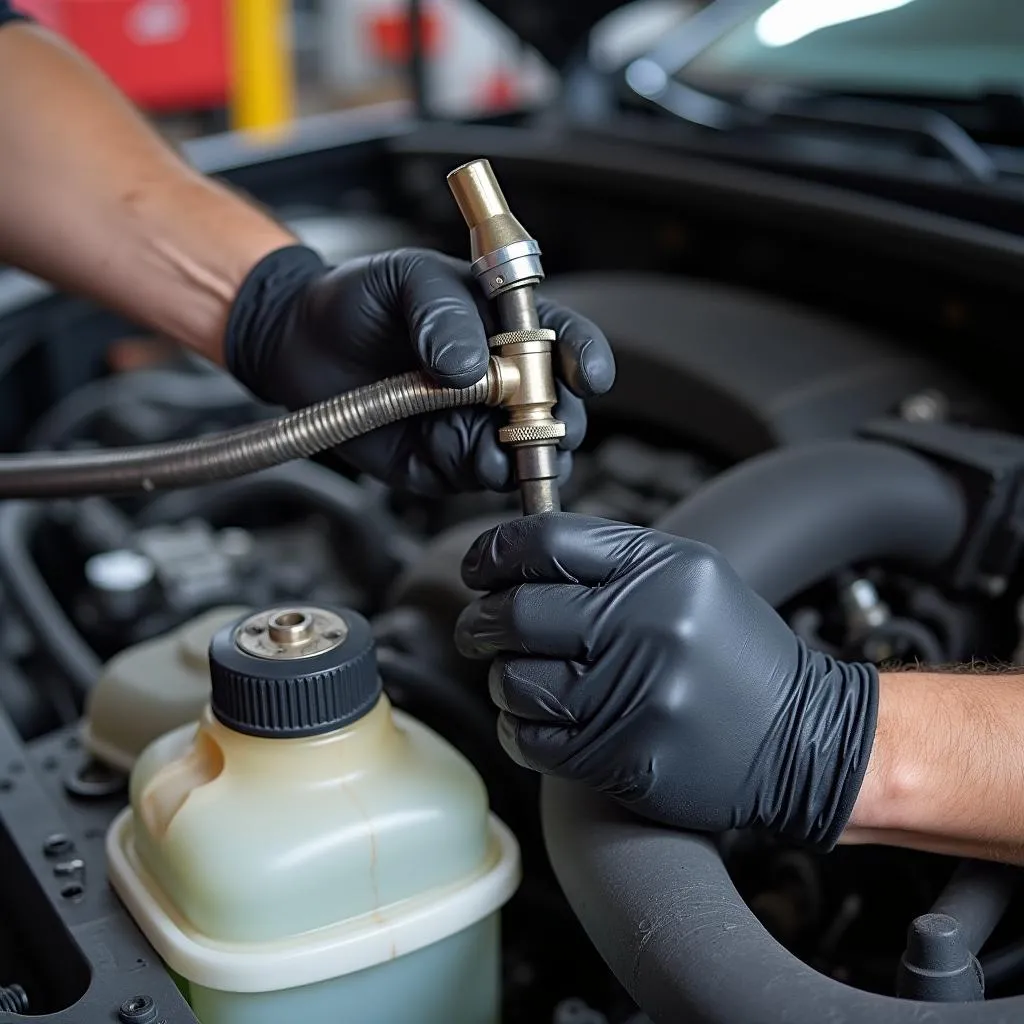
447;159;564;515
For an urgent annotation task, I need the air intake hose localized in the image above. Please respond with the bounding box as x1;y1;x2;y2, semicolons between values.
539;439;1024;1024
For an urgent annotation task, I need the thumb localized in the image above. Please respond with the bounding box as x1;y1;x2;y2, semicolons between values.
392;248;490;388
461;512;632;592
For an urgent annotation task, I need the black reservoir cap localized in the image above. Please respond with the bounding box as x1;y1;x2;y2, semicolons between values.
209;605;380;738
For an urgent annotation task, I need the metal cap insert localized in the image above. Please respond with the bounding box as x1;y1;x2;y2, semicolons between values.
235;606;348;661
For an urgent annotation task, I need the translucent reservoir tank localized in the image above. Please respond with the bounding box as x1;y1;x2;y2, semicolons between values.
106;604;520;1024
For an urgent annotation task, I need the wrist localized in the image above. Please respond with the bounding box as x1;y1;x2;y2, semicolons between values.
223;244;328;399
796;653;879;850
837;668;1024;863
844;670;982;836
763;642;878;850
844;671;901;833
122;174;298;364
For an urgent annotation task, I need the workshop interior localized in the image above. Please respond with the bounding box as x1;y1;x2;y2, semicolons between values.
3;0;1024;1022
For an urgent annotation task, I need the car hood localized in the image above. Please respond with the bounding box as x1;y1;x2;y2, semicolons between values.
476;0;635;66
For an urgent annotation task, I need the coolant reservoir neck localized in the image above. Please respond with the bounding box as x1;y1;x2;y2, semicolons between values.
199;697;395;776
136;608;392;839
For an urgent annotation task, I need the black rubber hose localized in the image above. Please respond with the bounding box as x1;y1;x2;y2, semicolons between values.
538;438;1024;1024
929;861;1020;954
377;646;496;740
0;501;101;702
982;938;1024;989
25;368;258;452
865;617;947;665
654;439;967;608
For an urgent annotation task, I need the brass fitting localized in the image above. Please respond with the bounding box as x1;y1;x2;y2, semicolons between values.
447;158;563;515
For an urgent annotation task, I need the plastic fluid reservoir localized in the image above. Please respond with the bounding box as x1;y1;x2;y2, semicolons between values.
106;604;520;1024
83;606;251;772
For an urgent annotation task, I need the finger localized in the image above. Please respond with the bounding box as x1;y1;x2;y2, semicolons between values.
334;422;451;494
489;656;585;725
534;296;615;398
555;449;573;485
553;380;586;451
392;249;490;388
390;448;460;497
418;409;513;492
461;512;638;591
497;713;572;773
454;583;595;660
474;423;515;492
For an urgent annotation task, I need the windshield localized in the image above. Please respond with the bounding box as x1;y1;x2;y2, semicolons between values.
678;0;1024;100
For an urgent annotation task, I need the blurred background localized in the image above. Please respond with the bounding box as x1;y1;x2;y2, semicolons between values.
9;0;703;140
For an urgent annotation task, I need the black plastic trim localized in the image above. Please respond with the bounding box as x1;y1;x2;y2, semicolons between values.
0;707;197;1022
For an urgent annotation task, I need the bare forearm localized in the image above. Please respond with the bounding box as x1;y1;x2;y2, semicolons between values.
0;24;295;362
843;669;1024;864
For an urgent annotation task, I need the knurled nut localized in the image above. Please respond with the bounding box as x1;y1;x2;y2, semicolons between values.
488;329;557;347
499;422;566;444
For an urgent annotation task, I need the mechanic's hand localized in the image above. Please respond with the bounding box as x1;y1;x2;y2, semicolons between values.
454;513;879;849
224;245;614;495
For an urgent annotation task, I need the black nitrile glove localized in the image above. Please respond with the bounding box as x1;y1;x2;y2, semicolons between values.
224;245;615;496
454;513;879;850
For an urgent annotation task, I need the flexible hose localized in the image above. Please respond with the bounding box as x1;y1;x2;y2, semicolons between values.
982;938;1024;989
0;370;493;498
0;464;414;703
377;645;513;789
928;860;1020;955
24;366;258;452
0;501;100;705
654;439;966;608
0;984;28;1014
539;438;1000;1024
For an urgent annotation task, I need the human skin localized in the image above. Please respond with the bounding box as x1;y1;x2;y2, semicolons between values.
0;23;294;364
844;669;1024;865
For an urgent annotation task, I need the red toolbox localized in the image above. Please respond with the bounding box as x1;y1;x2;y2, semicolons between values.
12;0;228;111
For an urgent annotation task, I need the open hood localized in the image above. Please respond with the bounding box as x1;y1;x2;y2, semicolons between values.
474;0;636;67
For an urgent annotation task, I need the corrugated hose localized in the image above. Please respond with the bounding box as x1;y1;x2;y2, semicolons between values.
0;369;497;499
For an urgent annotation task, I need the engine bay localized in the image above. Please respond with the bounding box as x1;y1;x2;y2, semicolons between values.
2;123;1024;1023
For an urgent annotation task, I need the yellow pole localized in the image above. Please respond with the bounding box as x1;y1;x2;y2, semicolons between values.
229;0;295;138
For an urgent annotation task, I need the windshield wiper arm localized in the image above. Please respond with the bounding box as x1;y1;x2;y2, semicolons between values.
761;95;998;183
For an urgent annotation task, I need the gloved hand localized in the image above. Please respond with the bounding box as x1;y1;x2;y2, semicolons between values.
454;513;879;850
224;245;614;495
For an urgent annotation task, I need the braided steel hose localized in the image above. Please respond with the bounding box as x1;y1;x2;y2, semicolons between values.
0;368;498;499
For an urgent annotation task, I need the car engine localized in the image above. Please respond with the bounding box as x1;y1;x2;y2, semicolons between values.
2;130;1024;1024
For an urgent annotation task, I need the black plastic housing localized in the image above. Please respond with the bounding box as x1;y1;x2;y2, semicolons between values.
0;698;197;1023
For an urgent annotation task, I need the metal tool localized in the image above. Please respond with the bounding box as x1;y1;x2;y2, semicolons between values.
0;160;565;509
447;159;565;515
